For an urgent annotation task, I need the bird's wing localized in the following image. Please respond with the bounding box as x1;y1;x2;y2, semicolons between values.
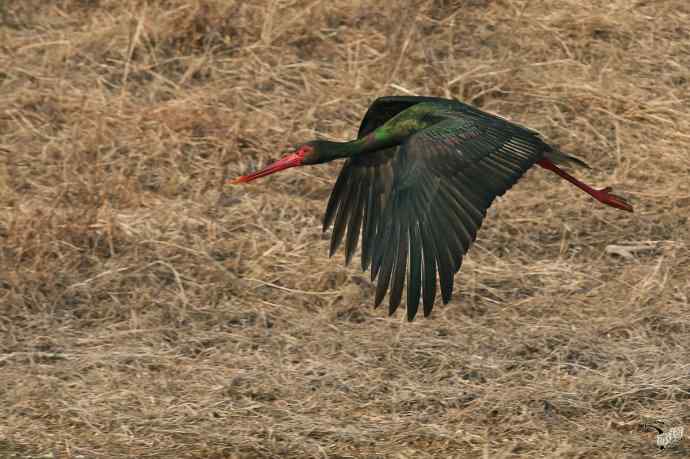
371;116;547;320
357;96;451;137
325;98;548;320
322;96;446;270
323;147;396;272
326;108;550;319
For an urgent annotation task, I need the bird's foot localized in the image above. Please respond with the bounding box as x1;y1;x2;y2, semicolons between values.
594;187;634;212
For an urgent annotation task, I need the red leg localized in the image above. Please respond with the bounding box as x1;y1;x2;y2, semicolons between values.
537;159;633;212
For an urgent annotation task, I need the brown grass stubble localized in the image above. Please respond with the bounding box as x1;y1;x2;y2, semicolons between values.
1;0;689;457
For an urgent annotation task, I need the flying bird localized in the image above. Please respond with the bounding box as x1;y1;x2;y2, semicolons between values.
229;96;633;320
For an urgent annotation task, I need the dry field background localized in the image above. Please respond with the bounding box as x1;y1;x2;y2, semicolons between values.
1;0;689;457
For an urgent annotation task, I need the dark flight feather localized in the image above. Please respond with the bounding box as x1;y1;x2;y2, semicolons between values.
344;177;364;265
406;221;423;321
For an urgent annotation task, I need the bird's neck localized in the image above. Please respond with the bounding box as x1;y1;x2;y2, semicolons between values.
321;132;399;161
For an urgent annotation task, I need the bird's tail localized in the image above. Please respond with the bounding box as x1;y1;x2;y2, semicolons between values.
544;148;591;169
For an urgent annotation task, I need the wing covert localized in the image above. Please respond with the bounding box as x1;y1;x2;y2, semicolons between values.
357;96;450;137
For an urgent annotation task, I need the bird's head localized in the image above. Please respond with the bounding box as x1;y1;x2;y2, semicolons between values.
228;140;332;185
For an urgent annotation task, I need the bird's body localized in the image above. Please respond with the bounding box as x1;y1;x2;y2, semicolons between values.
231;96;633;320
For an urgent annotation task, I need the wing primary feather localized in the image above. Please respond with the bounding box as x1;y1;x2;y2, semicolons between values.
389;195;409;315
443;177;487;226
428;194;467;272
371;197;394;281
407;172;454;307
361;167;379;271
477;158;522;195
468;162;509;194
411;198;438;316
444;181;488;243
482;155;520;177
492;146;534;169
437;182;473;253
425;205;455;304
414;176;462;275
419;220;438;316
329;173;358;257
406;220;422;321
344;177;365;265
414;175;466;272
451;166;494;206
323;162;352;232
492;153;531;173
505;135;540;150
374;207;399;307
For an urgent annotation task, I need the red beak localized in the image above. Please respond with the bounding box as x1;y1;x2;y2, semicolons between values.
228;152;303;185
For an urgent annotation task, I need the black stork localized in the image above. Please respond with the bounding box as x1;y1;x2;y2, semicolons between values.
230;96;633;320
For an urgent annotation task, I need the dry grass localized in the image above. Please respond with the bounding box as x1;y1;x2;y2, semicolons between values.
1;0;690;457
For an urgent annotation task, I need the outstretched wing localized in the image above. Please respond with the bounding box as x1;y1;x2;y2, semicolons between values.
371;115;547;320
324;97;549;320
323;96;441;270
